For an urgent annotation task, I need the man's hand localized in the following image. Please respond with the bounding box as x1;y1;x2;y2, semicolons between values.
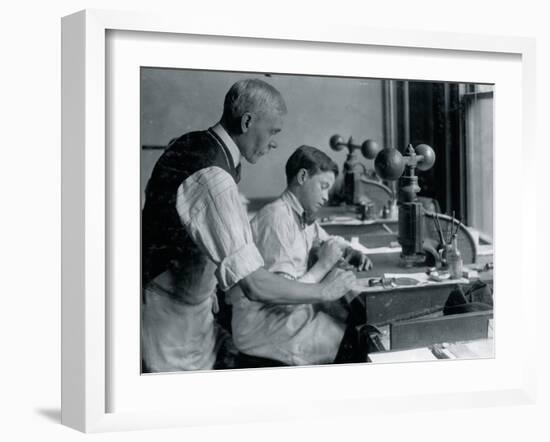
342;247;373;271
317;238;344;269
320;268;356;301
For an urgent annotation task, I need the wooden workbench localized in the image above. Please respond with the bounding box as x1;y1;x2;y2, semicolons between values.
320;213;494;359
353;252;493;359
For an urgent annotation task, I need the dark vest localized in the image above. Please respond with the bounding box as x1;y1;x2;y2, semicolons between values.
142;128;240;285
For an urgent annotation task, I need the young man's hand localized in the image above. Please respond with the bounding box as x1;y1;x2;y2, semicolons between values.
317;238;344;269
342;247;373;271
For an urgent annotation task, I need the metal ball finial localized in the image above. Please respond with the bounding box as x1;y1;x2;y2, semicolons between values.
374;147;405;180
414;144;436;171
329;134;380;158
361;139;381;159
329;134;346;151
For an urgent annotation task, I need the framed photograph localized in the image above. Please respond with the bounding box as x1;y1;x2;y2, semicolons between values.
62;9;537;433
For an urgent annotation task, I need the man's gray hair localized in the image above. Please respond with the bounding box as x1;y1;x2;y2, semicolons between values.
222;78;287;129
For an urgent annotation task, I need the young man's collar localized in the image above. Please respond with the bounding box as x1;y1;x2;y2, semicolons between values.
282;188;305;219
212;123;241;167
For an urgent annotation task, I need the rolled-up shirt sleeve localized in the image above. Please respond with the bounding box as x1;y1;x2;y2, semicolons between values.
175;166;264;291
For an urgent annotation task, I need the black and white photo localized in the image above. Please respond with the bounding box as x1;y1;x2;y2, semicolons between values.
140;69;494;373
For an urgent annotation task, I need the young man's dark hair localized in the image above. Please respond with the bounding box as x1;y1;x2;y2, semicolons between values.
285;145;339;185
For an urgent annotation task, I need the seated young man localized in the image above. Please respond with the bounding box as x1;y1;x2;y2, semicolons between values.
228;145;373;366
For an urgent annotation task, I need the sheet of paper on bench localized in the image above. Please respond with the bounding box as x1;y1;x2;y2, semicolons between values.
323;216;377;225
447;340;494;359
350;272;468;293
384;272;469;284
368;347;438;363
349;237;401;254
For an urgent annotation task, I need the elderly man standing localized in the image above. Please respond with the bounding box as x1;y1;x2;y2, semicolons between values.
141;79;355;373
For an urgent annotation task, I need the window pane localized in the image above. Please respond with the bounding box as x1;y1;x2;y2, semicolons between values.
465;91;493;240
